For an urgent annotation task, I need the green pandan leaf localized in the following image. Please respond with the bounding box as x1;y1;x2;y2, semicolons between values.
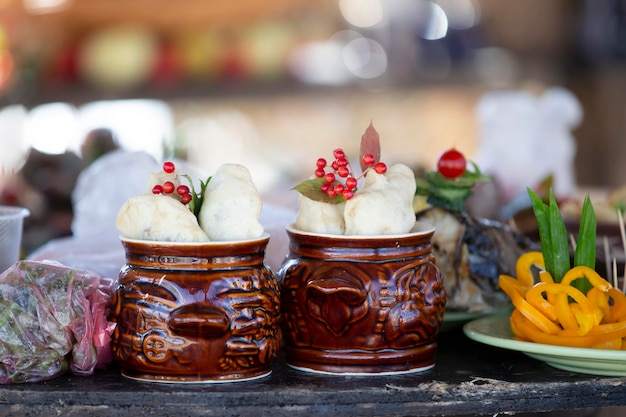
292;177;346;204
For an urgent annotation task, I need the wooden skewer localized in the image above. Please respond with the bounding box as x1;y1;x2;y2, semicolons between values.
604;235;612;284
613;258;618;289
618;209;626;293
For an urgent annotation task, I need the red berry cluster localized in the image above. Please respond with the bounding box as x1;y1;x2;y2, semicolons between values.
314;148;387;200
151;161;193;204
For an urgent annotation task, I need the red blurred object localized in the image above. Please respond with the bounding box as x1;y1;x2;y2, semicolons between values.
0;51;13;90
150;38;184;85
53;40;81;83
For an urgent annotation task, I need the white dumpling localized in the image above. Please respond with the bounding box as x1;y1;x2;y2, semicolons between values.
116;194;209;242
295;195;345;235
344;163;416;235
198;163;264;241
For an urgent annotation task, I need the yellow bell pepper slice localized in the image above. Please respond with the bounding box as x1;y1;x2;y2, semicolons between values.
511;309;626;348
500;276;561;335
525;282;597;334
524;282;558;322
515;251;545;288
587;287;610;324
560;265;611;292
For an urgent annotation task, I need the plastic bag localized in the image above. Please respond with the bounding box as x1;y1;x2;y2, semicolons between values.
0;260;115;384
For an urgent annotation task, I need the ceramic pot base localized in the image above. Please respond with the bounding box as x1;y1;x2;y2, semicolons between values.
120;368;272;384
285;342;437;375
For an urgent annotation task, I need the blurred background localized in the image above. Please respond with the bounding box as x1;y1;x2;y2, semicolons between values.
0;0;625;253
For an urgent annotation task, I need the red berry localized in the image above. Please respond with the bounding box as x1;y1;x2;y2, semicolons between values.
326;188;337;198
181;193;192;204
331;160;340;171
362;154;375;166
345;177;357;190
324;172;336;184
314;168;326;178
176;185;190;196
437;148;466;179
152;184;163;194
163;161;175;173
336;157;348;167
342;189;354;200
320;183;330;193
162;181;175;193
334;183;345;194
374;162;387;174
316;158;327;169
337;166;350;178
333;148;345;160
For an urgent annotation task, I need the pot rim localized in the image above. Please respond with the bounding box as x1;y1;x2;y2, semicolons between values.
286;221;435;240
119;232;271;246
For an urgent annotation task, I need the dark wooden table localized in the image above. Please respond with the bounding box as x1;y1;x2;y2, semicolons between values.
0;326;624;417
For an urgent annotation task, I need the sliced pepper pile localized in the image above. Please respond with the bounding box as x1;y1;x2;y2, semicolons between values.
499;251;626;349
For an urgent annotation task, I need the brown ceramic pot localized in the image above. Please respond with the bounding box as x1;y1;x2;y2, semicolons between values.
278;223;446;375
111;234;282;383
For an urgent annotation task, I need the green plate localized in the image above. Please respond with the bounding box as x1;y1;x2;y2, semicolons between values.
463;315;626;376
440;306;512;333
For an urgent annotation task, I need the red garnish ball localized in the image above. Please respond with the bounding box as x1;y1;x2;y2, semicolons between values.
316;158;327;169
336;157;348;167
162;181;175;194
362;153;375;166
324;172;336;184
374;162;387;174
314;168;326;178
176;185;190;196
180;193;192;204
152;184;163;194
333;148;345;159
345;177;357;190
163;161;175;173
437;148;466;179
337;166;350;178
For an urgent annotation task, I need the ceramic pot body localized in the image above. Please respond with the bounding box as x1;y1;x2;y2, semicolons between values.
279;223;446;375
111;234;282;383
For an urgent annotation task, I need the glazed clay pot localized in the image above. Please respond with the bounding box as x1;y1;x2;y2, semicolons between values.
278;223;446;375
111;234;282;383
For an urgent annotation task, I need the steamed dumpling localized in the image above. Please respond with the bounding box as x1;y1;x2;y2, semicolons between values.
198;163;264;241
116;194;209;242
344;163;416;235
295;195;345;235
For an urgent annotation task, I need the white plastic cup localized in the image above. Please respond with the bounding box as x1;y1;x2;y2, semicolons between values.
0;206;30;273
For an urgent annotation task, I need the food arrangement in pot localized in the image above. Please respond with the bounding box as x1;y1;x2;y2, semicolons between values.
278;123;446;375
112;162;281;383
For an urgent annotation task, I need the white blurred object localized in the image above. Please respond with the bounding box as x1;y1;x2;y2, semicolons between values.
0;105;28;173
474;87;582;204
71;150;160;239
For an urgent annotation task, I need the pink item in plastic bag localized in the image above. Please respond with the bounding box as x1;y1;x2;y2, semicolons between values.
0;260;116;383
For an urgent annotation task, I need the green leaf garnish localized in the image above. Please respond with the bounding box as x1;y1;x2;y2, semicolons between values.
292;177;346;204
183;174;211;217
415;161;491;212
